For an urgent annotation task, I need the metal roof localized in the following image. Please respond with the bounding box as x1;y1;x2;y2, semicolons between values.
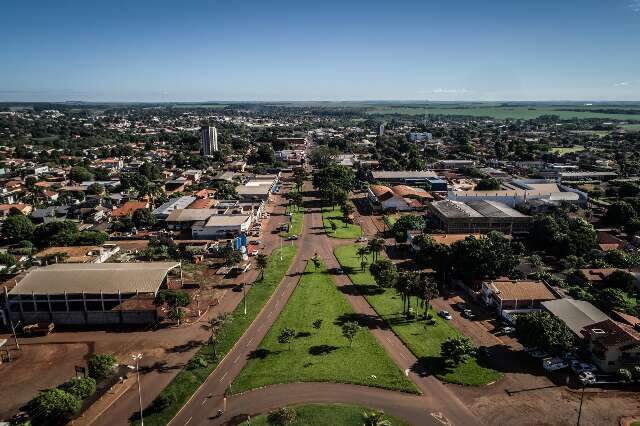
542;299;610;336
9;262;180;295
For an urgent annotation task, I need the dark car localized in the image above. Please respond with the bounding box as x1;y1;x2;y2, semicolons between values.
232;283;245;292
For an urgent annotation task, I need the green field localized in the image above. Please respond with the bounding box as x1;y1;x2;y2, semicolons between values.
231;261;419;394
550;145;586;155
364;104;640;120
322;207;362;239
241;403;409;426
136;245;297;426
334;244;501;386
622;124;640;132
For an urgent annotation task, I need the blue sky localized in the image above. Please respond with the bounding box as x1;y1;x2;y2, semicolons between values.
1;0;639;102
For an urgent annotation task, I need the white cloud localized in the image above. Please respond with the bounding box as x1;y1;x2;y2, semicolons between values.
614;81;630;87
630;0;640;12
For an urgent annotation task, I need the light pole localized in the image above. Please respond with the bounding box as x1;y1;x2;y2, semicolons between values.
280;237;283;261
9;319;21;351
243;268;247;315
132;353;144;426
576;383;586;426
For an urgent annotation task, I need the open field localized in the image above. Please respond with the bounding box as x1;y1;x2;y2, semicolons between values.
322;207;362;239
231;261;418;394
549;145;586;155
334;244;501;386
622;124;640;131
240;403;410;426
137;245;297;426
282;206;304;237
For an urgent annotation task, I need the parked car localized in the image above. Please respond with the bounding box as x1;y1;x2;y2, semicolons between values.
285;235;298;240
286;212;293;217
543;358;569;372
249;240;261;245
500;326;515;335
571;361;598;374
462;309;476;319
250;249;259;256
335;268;344;275
530;350;549;359
356;237;368;243
438;310;452;320
232;283;245;292
578;371;596;385
455;302;467;311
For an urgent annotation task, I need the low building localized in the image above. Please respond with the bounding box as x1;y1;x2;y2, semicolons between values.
3;262;182;326
367;184;432;211
482;278;558;321
371;170;439;186
429;199;531;234
435;159;476;169
581;320;640;372
542;298;610;336
34;244;120;264
192;215;252;239
112;200;149;218
152;196;197;220
235;176;278;201
0;203;32;218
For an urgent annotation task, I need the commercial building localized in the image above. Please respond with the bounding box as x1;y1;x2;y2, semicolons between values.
3;262;182;326
481;278;558;321
429;199;531;235
201;125;218;155
34;243;120;264
191;215;252;239
371;170;441;187
367;184;432;211
152;196;197;220
408;132;433;142
542;298;610;336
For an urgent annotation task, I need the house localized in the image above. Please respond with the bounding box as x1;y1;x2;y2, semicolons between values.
367;184;432;211
481;278;558;321
597;231;627;251
112;200;150;218
581;320;640;372
576;268;640;288
0;204;33;218
429;199;531;235
152;196;197;220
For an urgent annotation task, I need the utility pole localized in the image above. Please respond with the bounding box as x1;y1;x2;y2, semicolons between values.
243;268;247;315
9;319;20;351
576;384;586;426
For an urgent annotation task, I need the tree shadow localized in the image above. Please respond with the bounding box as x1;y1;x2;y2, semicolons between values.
338;282;384;296
247;348;280;360
295;331;311;338
333;312;388;330
166;340;204;353
308;345;339;356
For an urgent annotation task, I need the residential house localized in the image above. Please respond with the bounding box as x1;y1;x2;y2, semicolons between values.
581;320;640;372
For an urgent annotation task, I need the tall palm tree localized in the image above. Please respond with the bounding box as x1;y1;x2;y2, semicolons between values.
421;275;439;319
256;254;268;280
367;238;385;262
356;246;369;264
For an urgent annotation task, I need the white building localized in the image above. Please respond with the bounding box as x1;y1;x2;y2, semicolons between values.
201;126;218;155
408;132;433;142
192;215;252;239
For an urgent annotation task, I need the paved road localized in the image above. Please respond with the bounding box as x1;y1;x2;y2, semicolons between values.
170;185;477;426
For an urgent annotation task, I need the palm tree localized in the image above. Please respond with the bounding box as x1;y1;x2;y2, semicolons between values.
399;271;420;315
208;313;231;359
256;254;268;280
367;238;385;262
356;246;369;264
420;275;439;319
363;410;391;426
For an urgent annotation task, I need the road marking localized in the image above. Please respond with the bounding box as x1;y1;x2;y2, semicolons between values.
219;371;228;381
233;354;241;364
267;311;273;318
185;416;192;425
201;398;207;406
430;412;452;425
247;337;254;345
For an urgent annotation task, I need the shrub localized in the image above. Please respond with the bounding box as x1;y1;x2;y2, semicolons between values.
150;392;176;412
59;377;96;399
186;355;208;370
616;368;633;383
88;354;117;381
27;388;81;425
267;407;297;425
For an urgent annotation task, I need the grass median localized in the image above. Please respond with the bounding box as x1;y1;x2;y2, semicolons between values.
134;245;297;426
282;206;304;237
322;206;362;239
231;261;418;394
240;403;410;426
334;244;502;386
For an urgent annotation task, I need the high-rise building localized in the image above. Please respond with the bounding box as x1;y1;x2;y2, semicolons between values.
379;122;385;136
201;126;218;155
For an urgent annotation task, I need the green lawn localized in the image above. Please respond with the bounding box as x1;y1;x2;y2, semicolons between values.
322;206;362;239
334;244;501;386
241;403;409;426
231;262;418;394
282;206;304;237
136;245;297;426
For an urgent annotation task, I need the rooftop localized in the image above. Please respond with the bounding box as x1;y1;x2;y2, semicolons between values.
486;279;557;302
542;299;610;336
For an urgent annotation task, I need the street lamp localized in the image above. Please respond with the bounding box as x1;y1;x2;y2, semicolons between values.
131;353;144;426
243;268;247;315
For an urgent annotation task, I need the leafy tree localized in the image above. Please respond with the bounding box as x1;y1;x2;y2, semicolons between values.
312;319;323;329
33;220;79;247
87;354;117;381
76;230;108;245
223;248;242;266
278;328;296;351
311;254;321;270
441;336;476;365
28;388;81;425
267;407;297;425
340;202;355;225
369;259;398;288
2;214;35;242
69;166;94;183
168;306;186;325
616;368;633;383
624;218;640;236
329;220;337;234
391;215;425;237
86;183;105;195
59;377;97;399
604;270;636;291
155;290;190;307
367;238;385;262
341;321;360;347
309;145;339;166
450;232;518;280
603;201;637;227
632;365;640;382
132;208;157;228
515;311;575;355
475;177;501;190
596;288;634;314
312;165;355;194
256;253;269;280
420;276;439;318
209;313;232;359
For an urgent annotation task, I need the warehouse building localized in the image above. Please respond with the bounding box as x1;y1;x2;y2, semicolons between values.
429;199;531;234
2;262;182;326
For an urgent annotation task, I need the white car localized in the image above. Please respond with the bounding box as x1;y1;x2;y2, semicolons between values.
543;358;568;372
249;249;259;256
356;237;368;243
438;310;452;320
